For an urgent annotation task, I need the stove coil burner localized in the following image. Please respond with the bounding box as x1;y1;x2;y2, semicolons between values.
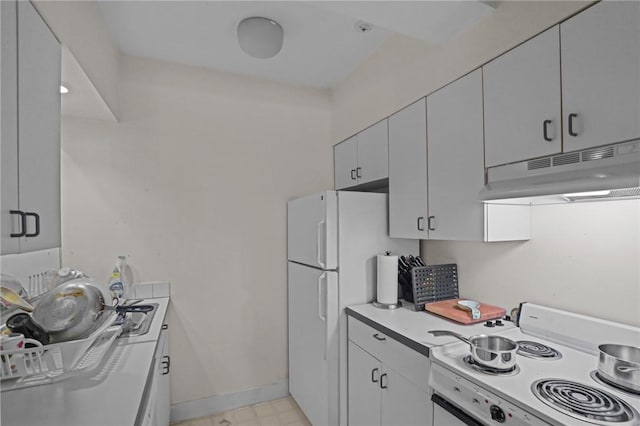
516;340;562;360
532;378;640;424
590;370;640;398
462;355;520;376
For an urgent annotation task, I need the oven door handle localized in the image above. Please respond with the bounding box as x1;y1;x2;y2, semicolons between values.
432;394;485;426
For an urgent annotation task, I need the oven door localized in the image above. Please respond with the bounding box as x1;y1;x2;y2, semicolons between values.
432;394;485;426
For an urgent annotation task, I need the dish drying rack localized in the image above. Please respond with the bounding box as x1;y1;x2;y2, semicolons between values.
0;314;122;391
410;263;459;311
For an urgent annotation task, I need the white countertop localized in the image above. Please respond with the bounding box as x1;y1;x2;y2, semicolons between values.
1;297;169;426
346;302;514;355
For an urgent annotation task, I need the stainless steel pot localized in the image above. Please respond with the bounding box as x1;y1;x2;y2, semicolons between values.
32;279;154;343
598;344;640;392
429;330;518;371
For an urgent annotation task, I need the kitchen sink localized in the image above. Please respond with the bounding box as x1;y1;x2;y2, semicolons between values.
115;303;158;337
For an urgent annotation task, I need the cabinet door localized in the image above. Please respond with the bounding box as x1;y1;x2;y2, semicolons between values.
427;70;484;241
561;1;640;151
484;26;561;166
357;119;388;185
334;136;358;189
381;366;430;426
17;0;61;252
1;0;19;255
348;342;381;426
155;325;171;426
388;99;428;239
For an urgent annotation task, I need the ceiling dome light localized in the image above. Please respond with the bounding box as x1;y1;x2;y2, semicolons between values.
60;84;69;94
237;17;283;59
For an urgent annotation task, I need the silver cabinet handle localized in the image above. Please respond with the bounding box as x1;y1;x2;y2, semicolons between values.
350;169;356;180
356;167;362;178
372;333;386;341
417;217;425;231
427;216;436;231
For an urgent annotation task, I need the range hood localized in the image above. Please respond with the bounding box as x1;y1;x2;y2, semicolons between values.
479;139;640;205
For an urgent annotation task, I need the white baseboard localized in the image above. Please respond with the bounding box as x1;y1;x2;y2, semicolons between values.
170;380;289;423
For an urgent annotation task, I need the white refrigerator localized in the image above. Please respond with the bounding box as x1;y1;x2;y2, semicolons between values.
287;191;418;426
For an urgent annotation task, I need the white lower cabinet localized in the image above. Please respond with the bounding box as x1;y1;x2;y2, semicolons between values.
140;324;171;426
348;317;431;426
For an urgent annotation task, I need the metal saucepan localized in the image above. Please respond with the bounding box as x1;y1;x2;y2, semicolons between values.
429;330;518;371
32;279;154;343
598;344;640;392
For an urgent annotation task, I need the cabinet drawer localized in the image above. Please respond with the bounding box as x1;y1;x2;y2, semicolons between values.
348;317;430;392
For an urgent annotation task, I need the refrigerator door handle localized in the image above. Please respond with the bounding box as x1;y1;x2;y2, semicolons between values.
317;272;328;360
316;220;326;269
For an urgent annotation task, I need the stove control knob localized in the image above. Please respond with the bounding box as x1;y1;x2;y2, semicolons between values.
490;405;506;423
485;320;495;327
495;320;504;326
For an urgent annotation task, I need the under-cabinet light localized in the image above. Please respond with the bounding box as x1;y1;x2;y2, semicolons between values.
562;190;611;197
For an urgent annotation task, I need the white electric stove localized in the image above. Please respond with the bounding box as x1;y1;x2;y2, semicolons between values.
429;303;640;426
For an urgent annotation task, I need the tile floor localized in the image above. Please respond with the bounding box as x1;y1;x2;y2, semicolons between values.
171;397;311;426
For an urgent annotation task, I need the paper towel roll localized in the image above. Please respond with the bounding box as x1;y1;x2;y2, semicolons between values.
377;254;398;305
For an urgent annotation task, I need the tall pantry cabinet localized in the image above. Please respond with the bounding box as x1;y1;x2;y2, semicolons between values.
1;0;61;255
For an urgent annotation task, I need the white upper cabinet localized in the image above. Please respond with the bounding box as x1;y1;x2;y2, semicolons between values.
1;0;20;255
334;136;358;190
334;120;389;190
357;119;389;185
427;70;485;241
17;0;61;253
561;1;640;151
388;99;428;239
483;26;562;167
1;0;61;255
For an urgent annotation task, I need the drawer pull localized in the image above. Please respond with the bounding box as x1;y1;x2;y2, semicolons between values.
372;333;386;341
162;355;171;375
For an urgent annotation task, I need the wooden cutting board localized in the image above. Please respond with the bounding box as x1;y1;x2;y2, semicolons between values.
425;298;506;324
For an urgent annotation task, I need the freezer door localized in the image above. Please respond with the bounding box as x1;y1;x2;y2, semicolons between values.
287;191;337;270
288;262;339;426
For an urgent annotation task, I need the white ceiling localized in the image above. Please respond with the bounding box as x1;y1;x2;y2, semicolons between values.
96;1;496;89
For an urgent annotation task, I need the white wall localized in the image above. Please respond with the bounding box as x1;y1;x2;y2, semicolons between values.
61;55;332;404
34;0;120;119
332;0;640;327
425;200;640;327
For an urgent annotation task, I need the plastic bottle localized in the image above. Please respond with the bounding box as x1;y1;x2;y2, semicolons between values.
108;256;132;301
119;256;133;298
108;264;124;301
